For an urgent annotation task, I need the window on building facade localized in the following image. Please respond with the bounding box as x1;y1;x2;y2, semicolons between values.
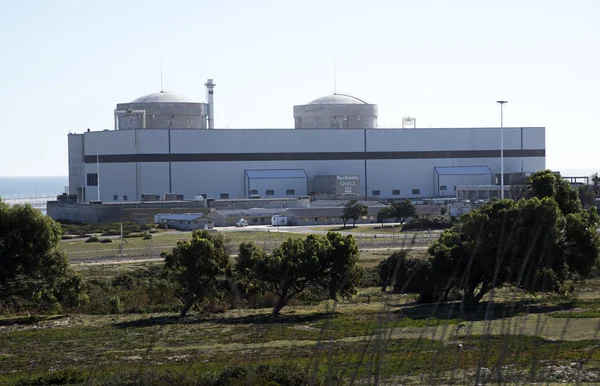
286;189;295;195
123;195;128;201
392;189;400;195
220;193;229;199
372;190;380;196
266;190;275;196
412;189;420;195
440;185;447;191
454;186;457;191
87;173;98;186
113;195;118;201
249;189;258;195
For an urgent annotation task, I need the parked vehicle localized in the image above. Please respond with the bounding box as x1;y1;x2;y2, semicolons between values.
236;219;248;227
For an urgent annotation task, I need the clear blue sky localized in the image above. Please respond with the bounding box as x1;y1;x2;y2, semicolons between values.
0;0;598;176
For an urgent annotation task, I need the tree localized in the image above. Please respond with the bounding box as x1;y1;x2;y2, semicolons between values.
592;173;600;197
324;232;363;301
0;201;88;312
391;200;418;224
163;230;230;317
377;206;396;227
342;200;368;227
426;170;600;306
529;170;581;215
577;185;595;209
235;232;363;317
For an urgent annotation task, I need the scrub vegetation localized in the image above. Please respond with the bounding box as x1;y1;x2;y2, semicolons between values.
1;171;600;385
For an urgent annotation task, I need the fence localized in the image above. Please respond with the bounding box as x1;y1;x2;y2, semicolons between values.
67;232;440;263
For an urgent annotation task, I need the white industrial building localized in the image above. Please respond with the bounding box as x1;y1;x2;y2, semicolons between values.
66;79;545;203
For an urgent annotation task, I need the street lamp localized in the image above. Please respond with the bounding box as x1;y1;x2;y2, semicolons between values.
496;101;508;199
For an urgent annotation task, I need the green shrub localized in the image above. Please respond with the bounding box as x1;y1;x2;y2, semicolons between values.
378;250;432;294
15;368;89;385
85;236;100;243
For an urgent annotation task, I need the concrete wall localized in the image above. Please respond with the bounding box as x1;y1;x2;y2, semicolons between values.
294;104;378;129
115;102;208;130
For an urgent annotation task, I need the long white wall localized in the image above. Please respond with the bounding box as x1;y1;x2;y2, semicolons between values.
78;127;545;202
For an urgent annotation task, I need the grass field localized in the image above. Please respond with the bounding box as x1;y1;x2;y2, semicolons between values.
3;239;600;384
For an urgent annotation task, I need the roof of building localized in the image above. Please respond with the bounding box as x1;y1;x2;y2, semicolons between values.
309;200;389;208
158;213;207;221
305;94;368;105
434;166;492;175
244;169;307;179
130;91;197;104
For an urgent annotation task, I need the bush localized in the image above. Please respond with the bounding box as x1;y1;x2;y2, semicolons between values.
15;368;89;385
143;234;153;240
378;251;432;294
99;238;113;243
360;266;380;287
85;236;100;243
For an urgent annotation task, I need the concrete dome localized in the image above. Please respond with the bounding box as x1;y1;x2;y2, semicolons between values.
131;91;195;103
307;94;368;105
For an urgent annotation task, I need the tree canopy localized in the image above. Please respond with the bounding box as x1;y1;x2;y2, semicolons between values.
423;170;600;306
390;200;418;224
377;206;396;226
0;201;88;312
235;232;362;316
163;230;230;317
342;200;368;227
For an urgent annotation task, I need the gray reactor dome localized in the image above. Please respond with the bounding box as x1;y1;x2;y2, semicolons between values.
114;91;209;130
293;93;378;129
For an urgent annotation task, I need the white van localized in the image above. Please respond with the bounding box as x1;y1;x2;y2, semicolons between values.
236;219;248;227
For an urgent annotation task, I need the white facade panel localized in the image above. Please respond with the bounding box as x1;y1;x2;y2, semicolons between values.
366;127;544;152
139;163;170;197
170;129;365;154
85;162;137;202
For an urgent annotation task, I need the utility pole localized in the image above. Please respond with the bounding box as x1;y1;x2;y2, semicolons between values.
496;101;508;199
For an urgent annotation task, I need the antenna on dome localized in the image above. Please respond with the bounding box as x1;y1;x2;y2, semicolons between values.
333;60;337;95
160;54;164;93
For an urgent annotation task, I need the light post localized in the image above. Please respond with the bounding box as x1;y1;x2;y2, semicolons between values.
496;101;508;199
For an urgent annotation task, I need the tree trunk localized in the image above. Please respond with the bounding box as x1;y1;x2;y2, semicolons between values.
271;296;287;318
180;293;196;317
343;219;347;227
352;218;356;227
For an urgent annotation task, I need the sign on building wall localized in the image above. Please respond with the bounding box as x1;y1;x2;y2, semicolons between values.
336;175;360;195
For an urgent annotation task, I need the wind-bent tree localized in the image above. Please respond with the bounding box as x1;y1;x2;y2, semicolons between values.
0;201;88;312
425;170;600;306
391;200;418;224
163;230;229;317
342;200;368;227
235;232;363;316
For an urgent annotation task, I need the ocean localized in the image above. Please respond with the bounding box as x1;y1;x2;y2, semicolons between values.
0;176;68;214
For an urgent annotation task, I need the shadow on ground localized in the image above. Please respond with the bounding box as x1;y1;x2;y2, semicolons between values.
113;311;337;329
391;299;575;322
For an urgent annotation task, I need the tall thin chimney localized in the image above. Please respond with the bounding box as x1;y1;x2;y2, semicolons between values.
205;79;216;129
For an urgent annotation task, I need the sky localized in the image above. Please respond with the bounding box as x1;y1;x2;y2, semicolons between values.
0;0;598;177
